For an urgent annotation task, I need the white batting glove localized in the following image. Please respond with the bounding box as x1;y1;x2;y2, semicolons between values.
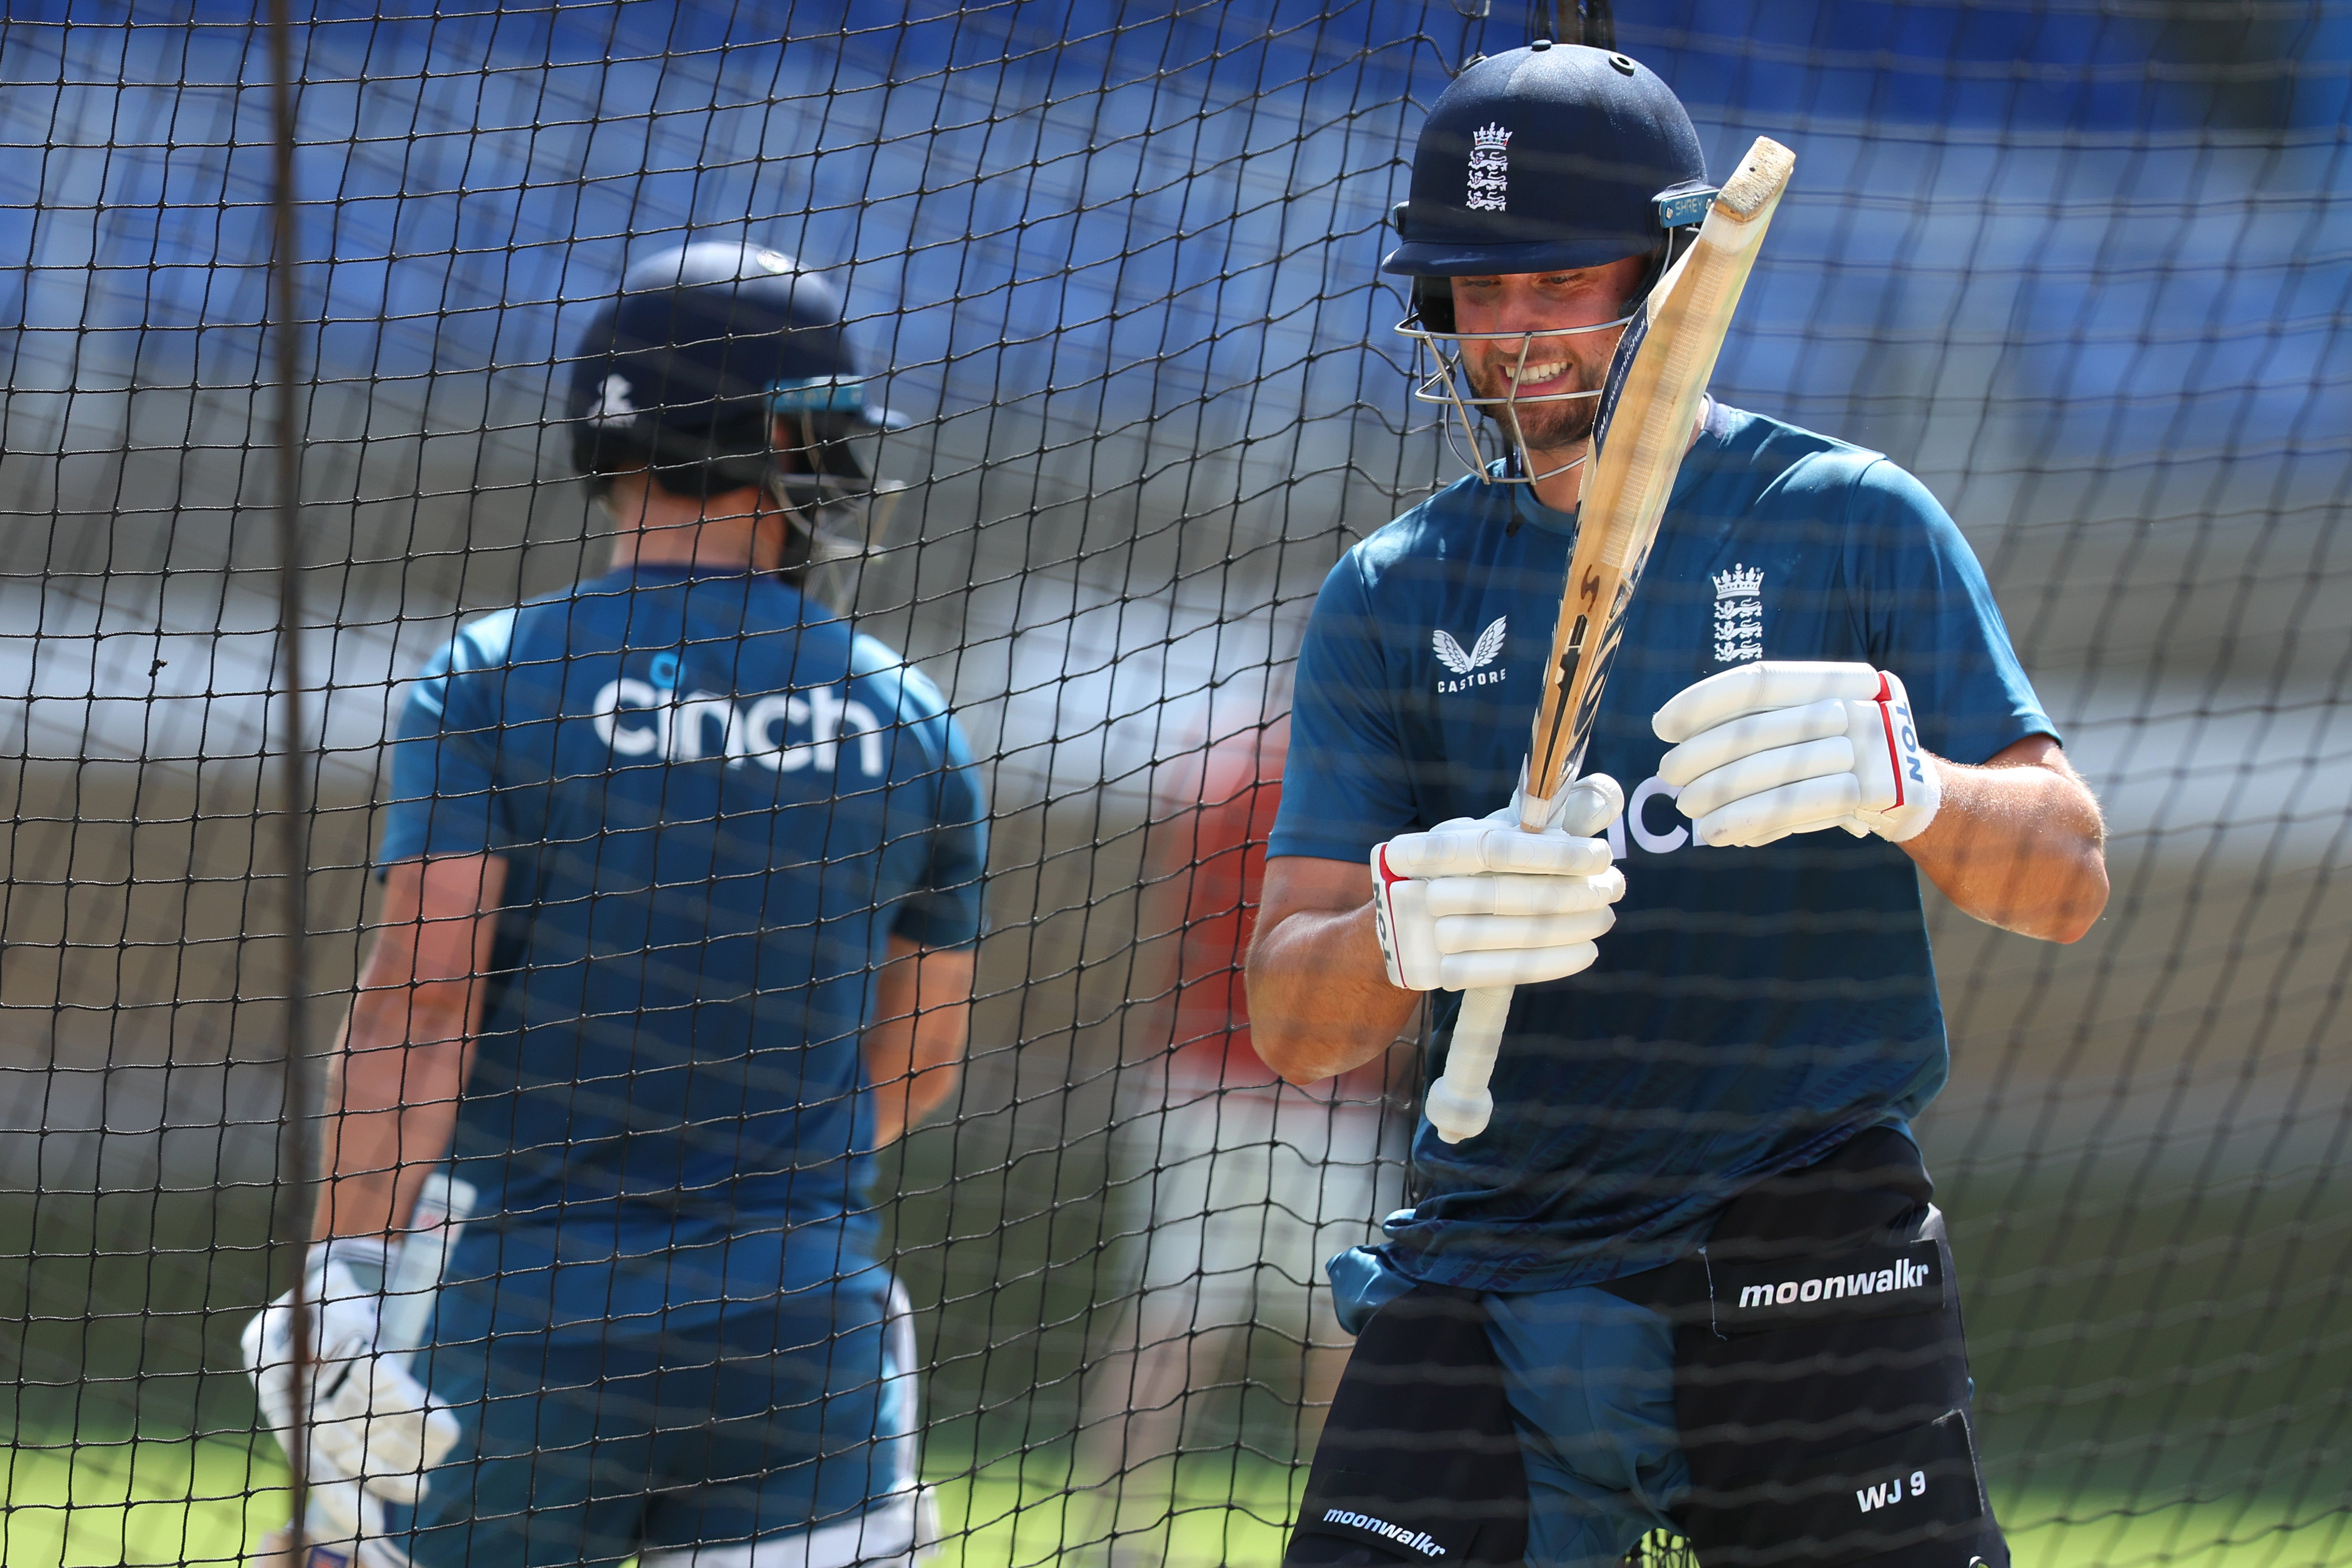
1653;661;1942;848
241;1237;460;1510
1371;774;1626;991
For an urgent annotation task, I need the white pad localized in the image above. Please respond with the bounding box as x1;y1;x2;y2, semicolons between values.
1433;906;1617;954
1433;944;1607;991
1688;773;1863;848
1423;873;1619;919
1381;826;1612;880
1672;735;1856;824
1652;660;1881;744
1652;666;1943;847
1370;776;1627;993
1656;698;1848;789
243;1242;461;1514
306;1350;456;1503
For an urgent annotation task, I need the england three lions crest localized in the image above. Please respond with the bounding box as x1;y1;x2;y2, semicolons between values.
1466;123;1511;213
1713;564;1763;663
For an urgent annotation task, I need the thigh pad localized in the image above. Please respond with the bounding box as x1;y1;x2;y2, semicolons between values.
1607;1128;2009;1568
1285;1285;1528;1568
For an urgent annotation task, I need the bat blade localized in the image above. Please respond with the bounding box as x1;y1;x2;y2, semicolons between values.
1519;135;1795;826
1426;137;1795;1147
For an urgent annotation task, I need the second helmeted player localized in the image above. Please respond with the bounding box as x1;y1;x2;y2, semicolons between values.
246;241;986;1568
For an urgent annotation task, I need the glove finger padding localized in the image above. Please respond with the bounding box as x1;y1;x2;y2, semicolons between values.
1423;869;1624;918
242;1244;459;1509
1561;774;1623;837
314;1357;459;1503
1438;942;1604;990
1690;774;1863;848
1434;906;1617;954
1656;699;1849;791
1653;661;1882;744
1372;786;1625;993
1382;824;1612;879
1653;665;1942;846
1669;734;1858;825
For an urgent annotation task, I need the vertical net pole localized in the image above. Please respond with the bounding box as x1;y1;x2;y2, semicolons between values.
262;3;315;1558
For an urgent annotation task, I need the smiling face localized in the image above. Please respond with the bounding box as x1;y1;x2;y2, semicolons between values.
1446;255;1651;456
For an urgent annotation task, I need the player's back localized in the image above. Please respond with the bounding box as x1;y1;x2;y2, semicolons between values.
383;563;985;1236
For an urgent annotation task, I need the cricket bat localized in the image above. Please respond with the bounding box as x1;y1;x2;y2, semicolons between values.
380;1169;476;1372
1422;136;1796;1147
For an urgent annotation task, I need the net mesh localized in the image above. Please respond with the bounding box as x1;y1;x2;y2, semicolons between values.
0;2;2346;1565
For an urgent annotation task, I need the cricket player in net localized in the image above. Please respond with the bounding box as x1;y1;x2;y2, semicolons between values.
242;241;987;1568
1247;42;2107;1568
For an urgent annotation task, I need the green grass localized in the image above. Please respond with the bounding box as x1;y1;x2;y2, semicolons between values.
0;1436;285;1568
931;1451;1298;1568
0;1443;1299;1568
1997;1497;2352;1568
0;1438;2343;1568
0;1155;2343;1567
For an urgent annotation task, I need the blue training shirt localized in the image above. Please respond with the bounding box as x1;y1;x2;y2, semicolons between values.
379;564;986;1266
1270;403;2053;1294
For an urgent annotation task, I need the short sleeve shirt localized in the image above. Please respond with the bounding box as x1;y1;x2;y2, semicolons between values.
1269;403;2053;1293
379;565;986;1256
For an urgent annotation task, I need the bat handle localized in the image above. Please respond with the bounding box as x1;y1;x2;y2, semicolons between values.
382;1171;476;1375
1425;984;1513;1144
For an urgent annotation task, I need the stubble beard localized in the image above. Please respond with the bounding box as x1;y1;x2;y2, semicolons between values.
1464;351;1606;461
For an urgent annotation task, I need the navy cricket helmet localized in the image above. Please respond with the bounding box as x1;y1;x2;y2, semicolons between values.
566;241;902;499
1383;42;1715;487
1382;41;1710;283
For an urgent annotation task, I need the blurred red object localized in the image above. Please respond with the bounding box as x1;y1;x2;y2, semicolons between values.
1157;719;1290;1088
1152;719;1389;1099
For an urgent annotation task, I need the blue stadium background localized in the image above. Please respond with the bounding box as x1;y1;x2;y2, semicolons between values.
0;3;2348;1563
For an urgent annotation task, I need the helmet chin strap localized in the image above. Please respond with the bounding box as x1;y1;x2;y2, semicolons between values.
746;480;811;577
761;456;900;578
1635;225;1698;305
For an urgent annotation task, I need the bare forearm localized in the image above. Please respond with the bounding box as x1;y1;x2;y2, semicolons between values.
903;1053;962;1131
314;990;474;1239
865;1009;967;1146
1902;745;2107;943
310;854;505;1240
863;944;975;1147
1245;902;1420;1086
